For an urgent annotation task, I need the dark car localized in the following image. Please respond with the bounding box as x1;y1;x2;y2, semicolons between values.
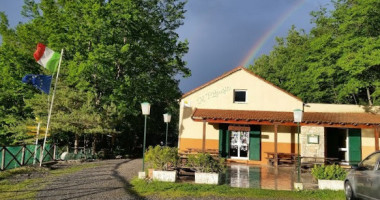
344;151;380;200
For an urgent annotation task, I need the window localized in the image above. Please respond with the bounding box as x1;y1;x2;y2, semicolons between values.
234;90;246;103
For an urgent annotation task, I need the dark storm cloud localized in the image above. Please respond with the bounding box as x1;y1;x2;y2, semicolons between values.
177;0;332;93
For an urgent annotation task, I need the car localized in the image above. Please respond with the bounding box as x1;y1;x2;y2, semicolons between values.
344;150;380;200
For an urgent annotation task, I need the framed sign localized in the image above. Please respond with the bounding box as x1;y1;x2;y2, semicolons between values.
307;135;319;144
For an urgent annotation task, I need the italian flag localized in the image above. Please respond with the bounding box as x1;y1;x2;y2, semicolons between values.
33;43;61;73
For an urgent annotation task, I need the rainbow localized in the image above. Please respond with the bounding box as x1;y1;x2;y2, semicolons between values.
240;0;306;67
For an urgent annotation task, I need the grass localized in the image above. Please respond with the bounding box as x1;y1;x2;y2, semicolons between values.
131;178;346;200
0;162;101;200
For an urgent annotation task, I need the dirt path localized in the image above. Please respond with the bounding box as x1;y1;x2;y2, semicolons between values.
37;159;144;200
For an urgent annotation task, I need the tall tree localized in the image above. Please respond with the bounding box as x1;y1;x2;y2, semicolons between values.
0;0;190;148
249;0;380;106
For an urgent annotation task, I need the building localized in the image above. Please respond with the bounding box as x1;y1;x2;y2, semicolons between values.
178;66;380;165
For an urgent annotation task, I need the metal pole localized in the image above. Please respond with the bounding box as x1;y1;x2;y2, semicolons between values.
165;122;168;146
297;122;301;183
33;122;41;165
142;115;147;171
40;49;64;167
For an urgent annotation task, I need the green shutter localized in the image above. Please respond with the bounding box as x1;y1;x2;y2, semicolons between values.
219;128;224;157
348;128;361;165
249;126;261;160
218;124;229;158
226;130;230;158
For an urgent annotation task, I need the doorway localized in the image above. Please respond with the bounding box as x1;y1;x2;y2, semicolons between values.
325;128;348;161
325;128;362;164
230;131;249;159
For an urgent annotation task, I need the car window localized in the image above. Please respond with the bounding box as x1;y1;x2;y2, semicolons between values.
360;152;380;170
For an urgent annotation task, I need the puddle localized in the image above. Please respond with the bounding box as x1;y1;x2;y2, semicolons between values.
178;164;318;190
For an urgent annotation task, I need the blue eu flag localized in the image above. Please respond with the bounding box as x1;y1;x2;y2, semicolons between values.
22;74;52;94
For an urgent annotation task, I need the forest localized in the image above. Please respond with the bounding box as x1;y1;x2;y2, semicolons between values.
0;0;190;153
249;0;379;106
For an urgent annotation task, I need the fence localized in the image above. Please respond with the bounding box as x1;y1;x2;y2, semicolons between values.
0;144;98;171
0;144;55;171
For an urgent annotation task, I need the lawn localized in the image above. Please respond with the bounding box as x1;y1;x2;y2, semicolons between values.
131;178;346;200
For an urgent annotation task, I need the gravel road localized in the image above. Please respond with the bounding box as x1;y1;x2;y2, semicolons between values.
37;159;145;200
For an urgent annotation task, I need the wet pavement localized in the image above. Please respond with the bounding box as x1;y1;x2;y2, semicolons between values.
179;164;318;191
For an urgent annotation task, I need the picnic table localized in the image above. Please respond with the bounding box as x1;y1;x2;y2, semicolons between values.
265;152;298;166
300;156;339;168
179;148;219;166
180;148;219;156
265;152;339;167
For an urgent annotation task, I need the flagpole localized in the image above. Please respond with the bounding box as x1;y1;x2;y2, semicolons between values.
33;122;41;165
40;49;64;167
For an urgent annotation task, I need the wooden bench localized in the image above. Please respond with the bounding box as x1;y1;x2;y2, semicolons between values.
265;152;298;166
300;157;339;168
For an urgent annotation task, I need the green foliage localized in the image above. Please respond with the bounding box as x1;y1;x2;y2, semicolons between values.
186;153;226;173
249;0;380;106
131;178;345;199
0;0;189;147
311;164;347;180
145;145;179;171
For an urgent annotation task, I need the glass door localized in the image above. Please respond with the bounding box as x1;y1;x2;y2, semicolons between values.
230;131;249;159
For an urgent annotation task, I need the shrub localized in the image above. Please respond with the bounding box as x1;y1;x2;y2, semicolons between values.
145;145;179;171
311;164;347;180
187;153;226;173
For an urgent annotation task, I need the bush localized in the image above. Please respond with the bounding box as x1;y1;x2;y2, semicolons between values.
145;145;179;171
187;153;226;173
311;164;347;180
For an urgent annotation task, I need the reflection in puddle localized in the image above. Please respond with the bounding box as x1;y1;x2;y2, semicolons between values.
221;164;316;190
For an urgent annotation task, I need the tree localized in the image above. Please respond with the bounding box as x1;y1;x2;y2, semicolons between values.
249;0;380;106
0;0;190;149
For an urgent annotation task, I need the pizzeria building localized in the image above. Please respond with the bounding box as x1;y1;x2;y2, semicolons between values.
178;66;380;165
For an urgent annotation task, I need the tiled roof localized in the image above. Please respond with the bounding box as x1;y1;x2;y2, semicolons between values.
182;66;302;101
192;109;380;126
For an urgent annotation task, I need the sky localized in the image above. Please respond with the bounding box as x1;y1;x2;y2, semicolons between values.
0;0;333;93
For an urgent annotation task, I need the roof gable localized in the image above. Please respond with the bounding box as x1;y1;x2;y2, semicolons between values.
182;66;302;102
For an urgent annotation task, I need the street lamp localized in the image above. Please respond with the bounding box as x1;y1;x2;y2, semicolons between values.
293;108;303;185
163;113;172;146
141;102;151;171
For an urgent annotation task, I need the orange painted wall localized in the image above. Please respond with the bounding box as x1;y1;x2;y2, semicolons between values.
179;138;219;152
260;142;298;164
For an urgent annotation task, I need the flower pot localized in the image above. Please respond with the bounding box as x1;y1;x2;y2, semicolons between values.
195;172;220;185
318;179;344;190
148;168;154;178
152;170;177;182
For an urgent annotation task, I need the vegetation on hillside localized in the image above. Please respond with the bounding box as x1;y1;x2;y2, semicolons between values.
249;0;380;106
0;0;190;148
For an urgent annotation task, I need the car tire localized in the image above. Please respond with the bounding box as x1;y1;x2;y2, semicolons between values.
345;181;357;200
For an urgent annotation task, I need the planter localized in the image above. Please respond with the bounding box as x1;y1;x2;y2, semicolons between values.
318;179;344;190
138;171;146;179
195;172;220;185
152;170;177;182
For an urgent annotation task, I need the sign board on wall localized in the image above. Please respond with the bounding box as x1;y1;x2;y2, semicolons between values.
307;135;319;144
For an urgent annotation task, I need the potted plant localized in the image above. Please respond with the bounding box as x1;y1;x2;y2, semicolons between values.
311;164;347;190
145;145;179;182
187;153;226;184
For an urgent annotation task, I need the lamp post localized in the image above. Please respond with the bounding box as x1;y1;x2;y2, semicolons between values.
293;108;303;184
163;113;171;146
141;102;151;171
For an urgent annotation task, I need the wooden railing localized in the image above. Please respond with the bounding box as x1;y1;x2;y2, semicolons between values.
0;144;55;171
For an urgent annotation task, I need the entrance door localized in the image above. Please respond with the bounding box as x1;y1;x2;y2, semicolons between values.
230;131;249;159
